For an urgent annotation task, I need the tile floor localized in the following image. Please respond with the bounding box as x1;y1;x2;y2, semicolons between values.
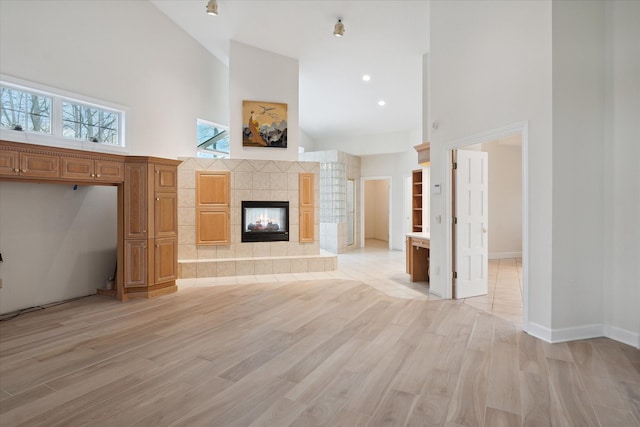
177;238;523;327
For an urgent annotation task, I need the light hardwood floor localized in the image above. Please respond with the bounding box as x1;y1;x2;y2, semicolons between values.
1;246;638;426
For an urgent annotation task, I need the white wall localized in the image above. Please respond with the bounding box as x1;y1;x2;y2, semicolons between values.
603;0;640;344
429;0;552;323
0;183;117;314
0;1;228;159
361;150;418;251
481;141;522;258
551;0;606;332
229;41;299;161
0;0;228;312
314;131;412;157
364;180;389;241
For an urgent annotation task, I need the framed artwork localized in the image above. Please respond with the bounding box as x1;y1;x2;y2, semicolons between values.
242;100;288;148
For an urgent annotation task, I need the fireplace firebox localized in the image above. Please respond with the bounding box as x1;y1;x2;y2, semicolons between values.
241;201;289;242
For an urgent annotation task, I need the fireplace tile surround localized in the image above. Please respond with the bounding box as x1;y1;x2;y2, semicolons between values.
177;158;336;278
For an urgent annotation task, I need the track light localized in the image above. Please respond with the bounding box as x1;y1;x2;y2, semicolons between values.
333;19;345;37
206;0;218;16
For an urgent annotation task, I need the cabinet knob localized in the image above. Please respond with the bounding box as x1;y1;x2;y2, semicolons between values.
90;174;95;177
156;197;160;201
21;169;27;173
96;174;101;178
156;244;160;248
143;229;146;233
155;170;160;174
13;168;19;173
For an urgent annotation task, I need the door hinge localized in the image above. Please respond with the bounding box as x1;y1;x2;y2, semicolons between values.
453;271;458;279
453;162;457;170
454;217;458;224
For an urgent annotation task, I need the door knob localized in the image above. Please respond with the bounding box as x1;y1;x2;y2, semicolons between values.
482;227;488;233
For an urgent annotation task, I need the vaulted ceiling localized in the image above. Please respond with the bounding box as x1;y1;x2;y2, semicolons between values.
150;0;429;142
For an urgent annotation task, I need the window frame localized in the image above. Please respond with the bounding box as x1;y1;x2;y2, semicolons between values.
0;75;127;154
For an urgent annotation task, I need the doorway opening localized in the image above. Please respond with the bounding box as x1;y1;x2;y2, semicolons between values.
361;177;392;249
444;122;528;326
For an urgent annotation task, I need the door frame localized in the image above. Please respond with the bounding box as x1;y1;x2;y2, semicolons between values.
442;121;529;326
360;176;392;249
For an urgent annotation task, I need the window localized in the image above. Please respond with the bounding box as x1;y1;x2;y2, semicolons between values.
62;102;119;145
197;119;229;158
0;78;125;149
1;86;52;134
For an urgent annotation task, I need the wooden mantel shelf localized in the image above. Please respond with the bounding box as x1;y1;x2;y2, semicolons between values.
0;140;182;302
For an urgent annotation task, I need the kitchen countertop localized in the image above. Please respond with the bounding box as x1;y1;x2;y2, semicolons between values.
406;232;430;240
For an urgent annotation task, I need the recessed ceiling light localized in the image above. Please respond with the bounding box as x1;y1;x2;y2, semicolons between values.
378;100;386;106
334;19;345;37
362;75;371;82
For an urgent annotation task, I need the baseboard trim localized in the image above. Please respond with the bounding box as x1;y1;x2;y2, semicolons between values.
604;324;640;349
489;252;522;260
524;321;638;348
524;321;552;342
550;324;604;343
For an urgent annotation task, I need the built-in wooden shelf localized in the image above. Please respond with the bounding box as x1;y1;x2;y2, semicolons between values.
412;169;423;232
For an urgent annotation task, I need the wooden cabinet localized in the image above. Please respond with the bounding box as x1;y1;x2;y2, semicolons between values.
299;173;315;243
0;147;59;178
412;169;423;232
1;143;123;182
0;140;181;302
406;234;430;283
196;171;230;245
123;157;180;298
61;157;124;182
124;240;148;288
0;148;19;176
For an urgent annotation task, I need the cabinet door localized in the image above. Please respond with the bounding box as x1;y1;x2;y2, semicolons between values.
155;165;178;193
125;240;147;287
0;149;19;176
154;238;177;283
95;160;124;182
61;157;94;180
124;163;148;239
196;171;230;245
196;171;230;207
299;173;314;207
154;192;177;238
196;209;230;245
299;173;315;242
299;207;314;243
20;152;59;178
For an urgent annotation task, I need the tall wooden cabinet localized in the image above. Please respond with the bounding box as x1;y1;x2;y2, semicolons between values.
123;157;180;299
412;169;423;232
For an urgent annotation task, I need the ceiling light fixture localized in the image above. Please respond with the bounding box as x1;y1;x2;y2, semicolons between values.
362;75;371;82
206;0;218;16
378;100;386;106
333;19;345;37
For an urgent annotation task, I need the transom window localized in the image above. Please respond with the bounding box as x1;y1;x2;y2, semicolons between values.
62;102;119;145
0;79;125;148
1;86;52;134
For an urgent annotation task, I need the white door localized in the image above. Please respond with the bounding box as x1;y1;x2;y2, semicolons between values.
455;149;488;298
